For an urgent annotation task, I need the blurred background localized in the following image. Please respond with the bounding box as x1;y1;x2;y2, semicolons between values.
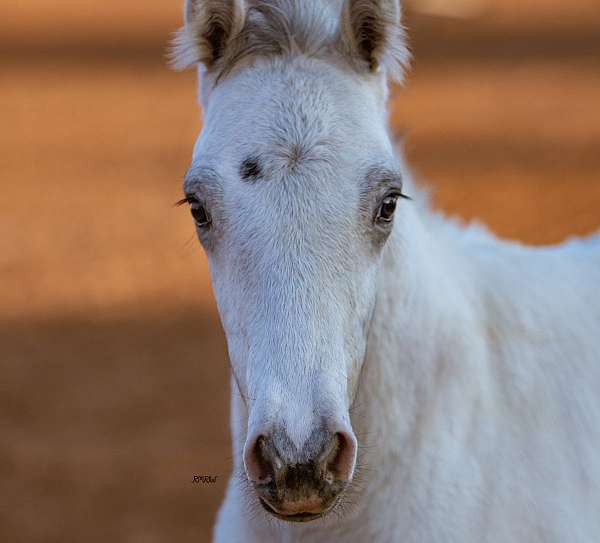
1;1;599;541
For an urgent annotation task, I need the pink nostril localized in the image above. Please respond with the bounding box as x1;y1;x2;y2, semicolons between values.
244;434;281;484
326;430;357;483
244;434;266;483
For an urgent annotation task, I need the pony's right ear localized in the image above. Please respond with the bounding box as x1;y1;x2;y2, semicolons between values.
170;0;246;70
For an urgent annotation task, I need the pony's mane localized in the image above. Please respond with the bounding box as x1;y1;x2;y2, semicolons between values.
170;0;409;82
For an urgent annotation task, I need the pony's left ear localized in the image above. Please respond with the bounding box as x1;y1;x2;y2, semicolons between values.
170;0;246;71
340;0;410;82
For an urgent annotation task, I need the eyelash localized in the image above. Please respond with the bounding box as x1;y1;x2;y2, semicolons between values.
176;196;196;207
176;196;212;228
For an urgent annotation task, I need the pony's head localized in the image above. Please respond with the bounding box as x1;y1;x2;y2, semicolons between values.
174;0;409;522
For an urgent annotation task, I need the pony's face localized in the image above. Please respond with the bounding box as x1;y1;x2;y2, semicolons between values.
183;59;405;520
175;0;408;522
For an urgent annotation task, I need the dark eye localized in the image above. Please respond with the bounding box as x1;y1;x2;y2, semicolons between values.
376;194;399;223
188;198;211;228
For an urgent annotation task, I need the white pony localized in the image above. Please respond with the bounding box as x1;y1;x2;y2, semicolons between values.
172;1;600;541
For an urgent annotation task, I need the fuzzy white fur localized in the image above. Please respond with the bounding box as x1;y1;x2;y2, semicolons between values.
173;2;600;541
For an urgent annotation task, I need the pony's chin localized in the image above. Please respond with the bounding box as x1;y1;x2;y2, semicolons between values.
259;498;334;523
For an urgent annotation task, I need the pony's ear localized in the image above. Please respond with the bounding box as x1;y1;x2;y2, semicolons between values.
340;0;410;81
170;0;246;70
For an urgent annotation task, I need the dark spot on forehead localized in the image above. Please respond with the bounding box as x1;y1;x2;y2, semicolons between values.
240;156;262;181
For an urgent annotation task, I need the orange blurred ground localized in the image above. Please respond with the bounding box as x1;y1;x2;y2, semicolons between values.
1;2;599;542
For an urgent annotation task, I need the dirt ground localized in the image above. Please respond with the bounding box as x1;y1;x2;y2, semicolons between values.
1;2;599;542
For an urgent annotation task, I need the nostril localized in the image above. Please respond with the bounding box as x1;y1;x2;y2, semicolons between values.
244;434;282;484
324;431;357;483
244;434;268;483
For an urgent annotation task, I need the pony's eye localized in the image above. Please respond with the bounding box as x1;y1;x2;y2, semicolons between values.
376;194;399;223
190;199;211;228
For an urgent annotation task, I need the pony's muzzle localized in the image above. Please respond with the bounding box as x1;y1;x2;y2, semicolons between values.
244;426;357;522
